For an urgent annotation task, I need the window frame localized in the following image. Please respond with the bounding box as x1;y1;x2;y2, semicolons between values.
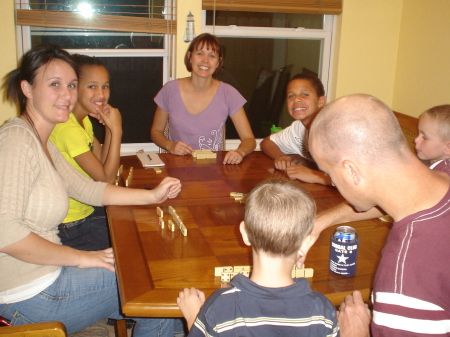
15;0;173;84
201;12;335;96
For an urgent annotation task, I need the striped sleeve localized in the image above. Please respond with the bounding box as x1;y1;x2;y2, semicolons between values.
372;292;450;335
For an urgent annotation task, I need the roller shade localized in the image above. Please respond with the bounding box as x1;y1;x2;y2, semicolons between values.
203;0;342;15
16;6;176;34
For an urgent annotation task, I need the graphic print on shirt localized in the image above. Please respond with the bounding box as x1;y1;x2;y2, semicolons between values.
294;135;312;160
198;121;224;151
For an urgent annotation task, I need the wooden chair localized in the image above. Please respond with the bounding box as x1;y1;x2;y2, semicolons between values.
377;111;418;224
393;111;419;153
0;322;67;336
0;319;127;337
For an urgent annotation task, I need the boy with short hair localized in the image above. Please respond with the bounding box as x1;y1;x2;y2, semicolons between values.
260;73;331;185
415;104;450;174
177;178;339;337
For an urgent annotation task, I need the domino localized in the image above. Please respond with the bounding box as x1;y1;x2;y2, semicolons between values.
220;270;251;283
180;223;188;236
158;217;164;229
196;152;217;159
168;220;175;232
230;192;248;203
115;177;119;186
215;265;314;279
304;268;314;278
117;164;123;177
173;215;182;227
233;266;251;272
221;273;232;282
168;206;176;216
156;207;163;218
291;268;305;278
214;266;233;276
125;167;133;187
154;167;162;174
192;149;213;158
291;267;314;278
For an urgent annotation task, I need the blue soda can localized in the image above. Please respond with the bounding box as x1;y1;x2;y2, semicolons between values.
329;226;359;277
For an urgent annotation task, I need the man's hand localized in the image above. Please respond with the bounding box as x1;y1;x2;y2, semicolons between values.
337;291;372;337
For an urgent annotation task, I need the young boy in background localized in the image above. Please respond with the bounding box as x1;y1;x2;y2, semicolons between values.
260;73;331;185
177;177;339;337
415;104;450;175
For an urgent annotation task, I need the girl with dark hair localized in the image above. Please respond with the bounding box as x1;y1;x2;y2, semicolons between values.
151;33;256;164
0;44;181;336
50;54;122;251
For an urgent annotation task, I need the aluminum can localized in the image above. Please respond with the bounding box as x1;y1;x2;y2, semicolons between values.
329;226;359;277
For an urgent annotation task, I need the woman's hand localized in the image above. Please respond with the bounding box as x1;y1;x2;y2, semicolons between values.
151;177;182;203
168;141;194;156
77;247;116;273
223;150;244;165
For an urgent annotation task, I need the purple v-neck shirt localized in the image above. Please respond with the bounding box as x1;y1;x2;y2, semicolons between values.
154;80;246;150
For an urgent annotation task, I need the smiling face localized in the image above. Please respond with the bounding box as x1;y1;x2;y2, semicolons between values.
286;79;326;128
23;59;78;126
415;114;450;163
76;65;110;116
189;45;220;78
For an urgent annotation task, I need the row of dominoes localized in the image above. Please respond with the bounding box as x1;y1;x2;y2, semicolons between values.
215;265;314;282
230;192;247;203
292;266;314;278
156;206;187;236
115;165;124;186
193;149;217;159
117;165;161;187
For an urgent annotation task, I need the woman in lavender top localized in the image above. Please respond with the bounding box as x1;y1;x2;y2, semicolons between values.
151;33;256;165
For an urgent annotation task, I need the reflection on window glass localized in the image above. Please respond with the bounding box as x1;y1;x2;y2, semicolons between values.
31;29;164;50
30;0;165;19
218;37;322;138
29;0;166;50
206;11;324;29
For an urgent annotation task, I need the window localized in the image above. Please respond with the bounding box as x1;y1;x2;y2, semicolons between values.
203;10;334;138
17;0;173;144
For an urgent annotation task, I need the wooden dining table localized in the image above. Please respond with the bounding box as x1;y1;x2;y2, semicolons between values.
107;151;391;318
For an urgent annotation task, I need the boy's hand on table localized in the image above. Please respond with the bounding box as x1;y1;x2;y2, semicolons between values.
274;155;294;171
286;164;315;182
177;287;206;330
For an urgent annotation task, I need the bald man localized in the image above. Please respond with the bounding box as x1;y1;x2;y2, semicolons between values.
309;94;450;336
